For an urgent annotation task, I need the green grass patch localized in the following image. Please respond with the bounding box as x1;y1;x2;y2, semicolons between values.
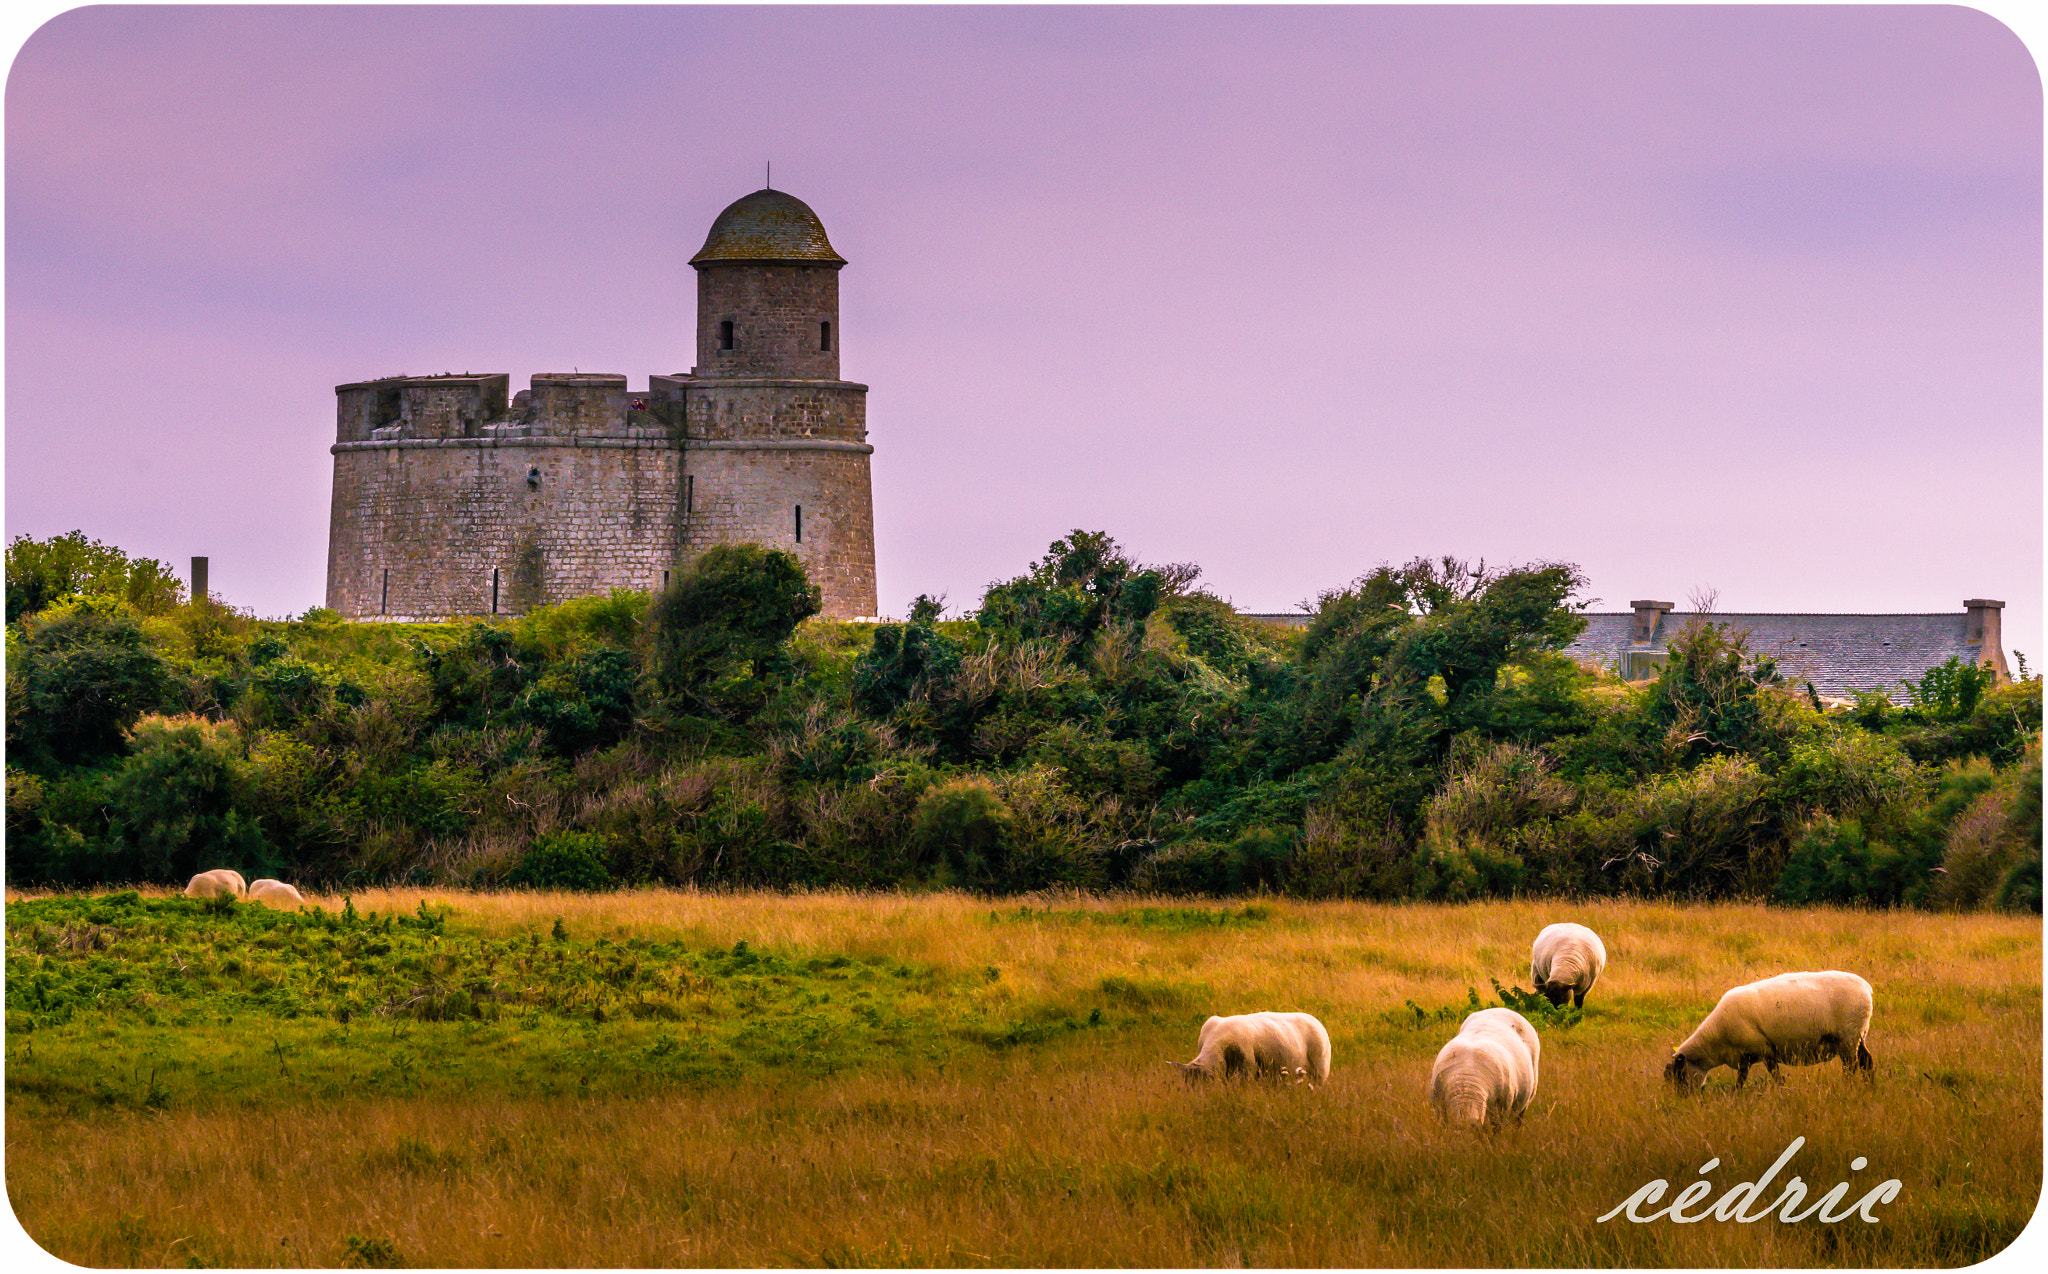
5;892;1127;1114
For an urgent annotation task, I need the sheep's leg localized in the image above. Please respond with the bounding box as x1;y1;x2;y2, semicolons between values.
1572;987;1586;1009
1735;1059;1750;1088
1857;1041;1874;1082
1765;1058;1784;1086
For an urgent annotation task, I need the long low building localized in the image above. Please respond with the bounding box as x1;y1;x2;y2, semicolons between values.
1243;598;2010;702
1564;598;2008;700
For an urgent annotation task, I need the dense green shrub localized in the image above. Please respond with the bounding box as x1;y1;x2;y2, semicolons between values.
976;530;1195;659
506;831;615;891
1931;748;2042;912
912;776;1016;888
90;716;272;886
851;622;963;717
7;602;173;770
647;545;820;718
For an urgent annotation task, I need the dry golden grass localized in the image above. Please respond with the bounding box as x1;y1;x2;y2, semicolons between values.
6;889;2040;1267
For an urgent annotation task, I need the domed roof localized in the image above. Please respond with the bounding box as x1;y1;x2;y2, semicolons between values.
689;189;845;265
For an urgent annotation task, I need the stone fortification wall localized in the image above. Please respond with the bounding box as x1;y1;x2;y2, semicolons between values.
326;369;875;620
327;373;684;620
681;438;877;619
336;374;511;443
681;379;867;443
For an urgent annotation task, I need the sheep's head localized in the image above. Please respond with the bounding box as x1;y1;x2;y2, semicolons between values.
1537;980;1571;1007
1167;1060;1208;1085
1666;1050;1706;1093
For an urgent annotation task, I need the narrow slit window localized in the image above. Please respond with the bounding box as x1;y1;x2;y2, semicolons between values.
380;569;390;616
492;568;500;615
795;505;803;542
662;569;671;592
685;474;695;512
719;320;734;350
820;321;832;352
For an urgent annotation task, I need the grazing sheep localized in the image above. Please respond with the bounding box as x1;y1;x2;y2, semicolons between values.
183;869;247;899
1666;970;1874;1092
1530;922;1608;1008
1168;1012;1331;1087
1430;1007;1540;1131
246;879;308;909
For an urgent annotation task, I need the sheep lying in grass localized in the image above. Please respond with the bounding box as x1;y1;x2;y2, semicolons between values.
1667;970;1874;1092
183;869;246;899
246;879;308;909
1430;1007;1540;1131
1530;922;1607;1008
1169;1012;1331;1087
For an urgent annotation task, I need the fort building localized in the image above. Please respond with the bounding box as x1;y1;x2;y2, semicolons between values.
325;188;878;621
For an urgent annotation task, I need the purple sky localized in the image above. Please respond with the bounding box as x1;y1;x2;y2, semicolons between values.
6;6;2041;662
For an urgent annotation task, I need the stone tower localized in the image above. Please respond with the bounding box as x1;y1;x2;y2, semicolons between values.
324;187;878;621
665;188;877;617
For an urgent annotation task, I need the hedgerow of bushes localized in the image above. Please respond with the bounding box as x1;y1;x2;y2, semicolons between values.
5;531;2039;910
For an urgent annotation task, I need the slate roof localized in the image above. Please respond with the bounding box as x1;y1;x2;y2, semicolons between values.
690;189;845;265
1563;612;1985;701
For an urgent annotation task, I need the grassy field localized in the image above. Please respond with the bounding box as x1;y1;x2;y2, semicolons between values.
5;887;2040;1267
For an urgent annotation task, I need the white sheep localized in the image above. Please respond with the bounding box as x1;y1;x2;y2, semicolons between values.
183;869;247;899
1666;970;1874;1092
1530;922;1608;1008
1429;1007;1540;1131
1168;1012;1331;1087
246;878;308;909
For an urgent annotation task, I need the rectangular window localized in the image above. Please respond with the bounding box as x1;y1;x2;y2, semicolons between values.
719;320;734;350
685;474;695;513
492;568;500;615
795;504;803;542
380;569;389;615
662;569;671;592
820;321;832;352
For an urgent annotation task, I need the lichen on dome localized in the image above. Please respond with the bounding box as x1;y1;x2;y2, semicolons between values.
690;189;845;265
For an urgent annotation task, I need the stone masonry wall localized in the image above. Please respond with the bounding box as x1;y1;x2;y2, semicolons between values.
695;263;840;380
680;441;877;619
326;435;682;620
682;379;867;443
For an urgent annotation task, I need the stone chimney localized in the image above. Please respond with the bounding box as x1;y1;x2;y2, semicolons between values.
1630;600;1675;645
1964;599;2009;680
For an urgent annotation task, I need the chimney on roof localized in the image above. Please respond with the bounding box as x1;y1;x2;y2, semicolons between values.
1964;599;2010;681
1630;600;1675;645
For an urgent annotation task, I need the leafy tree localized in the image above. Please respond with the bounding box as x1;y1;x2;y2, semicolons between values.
976;530;1196;657
94;716;272;886
1644;620;1784;766
6;530;183;621
647;545;821;718
851;622;963;718
1900;656;2002;721
7;603;173;770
